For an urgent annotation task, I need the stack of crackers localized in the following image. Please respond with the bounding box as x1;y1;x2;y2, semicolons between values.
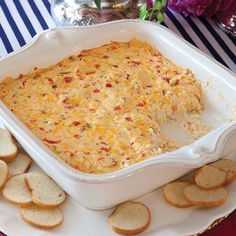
0;128;66;229
164;159;236;208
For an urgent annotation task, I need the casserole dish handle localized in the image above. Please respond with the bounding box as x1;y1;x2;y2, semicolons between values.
190;122;236;164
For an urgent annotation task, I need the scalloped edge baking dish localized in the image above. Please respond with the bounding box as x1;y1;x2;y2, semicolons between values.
0;20;236;209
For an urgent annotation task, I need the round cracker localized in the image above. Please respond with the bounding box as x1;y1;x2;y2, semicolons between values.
2;174;32;205
0;160;8;188
0;129;18;162
194;165;227;189
184;184;227;207
109;201;151;235
20;204;63;229
25;172;66;208
8;153;32;178
163;181;192;208
209;159;236;184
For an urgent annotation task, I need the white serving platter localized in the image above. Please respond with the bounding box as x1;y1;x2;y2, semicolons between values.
0;19;236;234
0;19;236;210
0;115;235;236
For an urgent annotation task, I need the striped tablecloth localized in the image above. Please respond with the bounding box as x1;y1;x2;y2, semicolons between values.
0;0;235;72
0;1;235;236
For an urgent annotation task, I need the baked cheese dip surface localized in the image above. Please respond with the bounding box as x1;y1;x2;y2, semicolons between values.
0;39;208;174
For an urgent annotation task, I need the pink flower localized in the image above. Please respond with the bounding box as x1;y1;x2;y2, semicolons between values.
203;0;222;17
168;0;211;16
168;0;234;17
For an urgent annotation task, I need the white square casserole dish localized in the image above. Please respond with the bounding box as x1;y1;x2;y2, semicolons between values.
0;20;236;210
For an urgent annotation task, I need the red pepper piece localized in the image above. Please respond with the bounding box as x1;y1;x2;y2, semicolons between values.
154;52;160;57
74;163;80;169
114;105;121;111
110;46;117;50
47;78;54;84
126;73;130;80
174;79;179;85
67;152;75;157
64;76;72;83
106;83;112;87
162;77;170;84
93;88;100;93
173;70;180;75
101;147;109;152
43;138;61;144
130;61;141;66
125;117;132;121
73;121;81;126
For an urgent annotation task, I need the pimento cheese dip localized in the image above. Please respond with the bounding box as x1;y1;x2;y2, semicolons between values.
0;39;203;174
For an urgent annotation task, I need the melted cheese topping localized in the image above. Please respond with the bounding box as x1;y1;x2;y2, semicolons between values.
0;39;203;174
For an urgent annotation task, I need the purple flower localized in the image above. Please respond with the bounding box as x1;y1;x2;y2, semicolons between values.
168;0;212;16
145;0;154;9
203;0;222;17
218;0;234;12
167;0;234;17
167;0;186;13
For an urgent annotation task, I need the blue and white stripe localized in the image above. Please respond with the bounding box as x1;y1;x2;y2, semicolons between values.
0;1;235;72
0;0;55;54
164;9;236;71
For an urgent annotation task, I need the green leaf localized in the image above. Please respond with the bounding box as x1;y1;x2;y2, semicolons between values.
157;11;164;23
94;0;101;9
139;3;148;20
161;0;167;7
153;1;162;11
140;3;147;13
140;9;149;20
